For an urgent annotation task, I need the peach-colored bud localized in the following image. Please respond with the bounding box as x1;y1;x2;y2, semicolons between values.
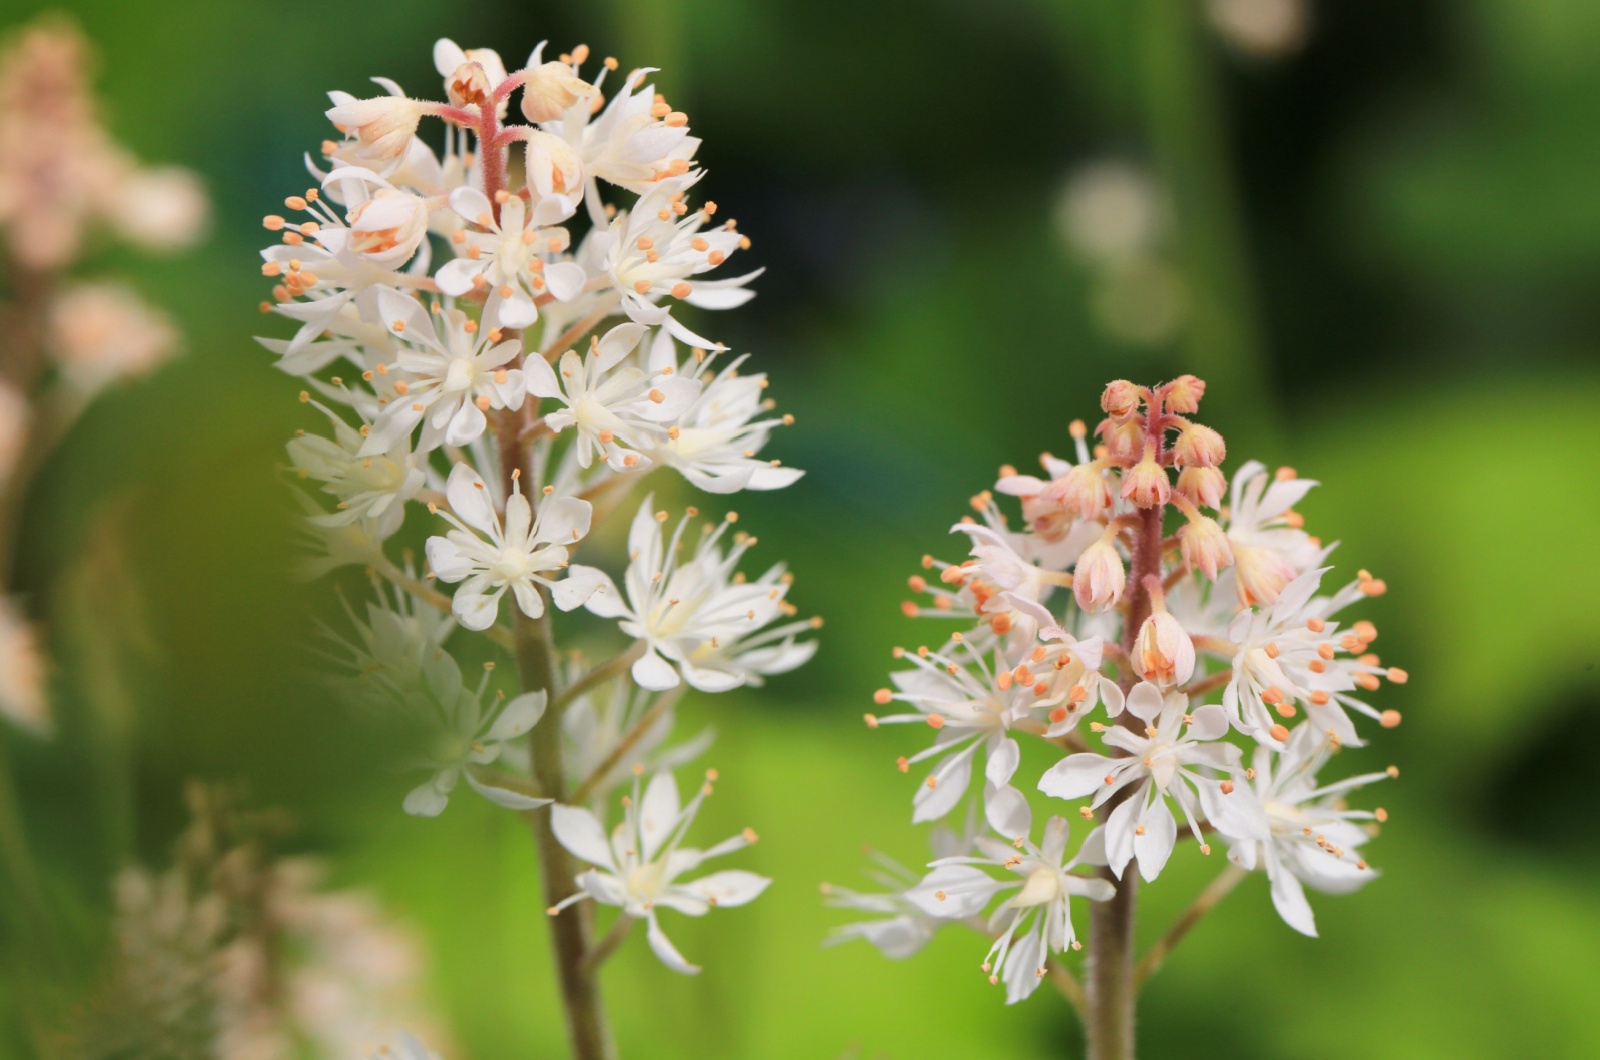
1166;374;1206;414
520;61;597;122
324;96;426;162
1176;466;1226;509
1101;379;1141;417
1133;609;1195;686
1120;455;1171;508
524;131;584;199
1102;419;1144;465
447;61;493;107
1173;423;1226;468
1178;515;1234;580
1073;536;1125;612
1046;462;1111;521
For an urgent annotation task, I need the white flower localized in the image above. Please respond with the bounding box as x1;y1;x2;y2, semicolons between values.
362;289;527;454
435;185;585;328
523;321;698;471
549;769;769;974
907;805;1114;1004
561;672;713;804
287;402;424;538
642;335;802;493
1037;682;1268;881
1222;461;1321;607
48;282;178;392
542;62;699;197
1227;723;1386;936
398;647;550;817
432;37;510;109
596;175;759;349
583;498;817;692
325;93;429;163
519;61;596;122
823;820;976;960
425;462;603;631
0;597;49;735
1131;606;1195;687
290;489;389;579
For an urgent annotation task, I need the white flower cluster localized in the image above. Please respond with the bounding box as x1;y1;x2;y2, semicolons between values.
829;376;1405;1003
264;36;814;976
0;17;207;738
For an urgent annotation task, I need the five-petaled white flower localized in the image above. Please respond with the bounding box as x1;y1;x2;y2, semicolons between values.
435;185;586;328
584;497;816;692
288;400;424;538
1038;682;1268;881
425;462;604;631
908;800;1114;1004
1226;723;1386;936
362;289;528;454
549;769;769;974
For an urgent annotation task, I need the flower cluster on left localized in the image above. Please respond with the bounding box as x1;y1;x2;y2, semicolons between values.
261;35;814;1018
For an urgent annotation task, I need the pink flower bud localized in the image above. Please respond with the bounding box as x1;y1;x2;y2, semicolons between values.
520;61;597;122
1173;423;1226;468
1101;379;1141;417
447;61;493;107
324;96;426;162
1133;609;1195;686
1176;466;1226;509
1120;455;1170;508
1165;374;1206;414
1178;515;1234;580
1102;419;1144;465
1073;537;1125;612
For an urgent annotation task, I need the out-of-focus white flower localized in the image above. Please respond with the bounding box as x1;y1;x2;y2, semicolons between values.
823;821;976;961
1207;0;1311;59
108;164;208;251
1227;724;1385;935
370;1033;447;1060
425;462;603;631
1055;160;1164;264
362;289;527;454
524;321;698;470
288;401;424;539
48;281;177;391
1038;682;1268;881
0;597;49;735
584;498;816;692
549;769;768;974
908;807;1114;1004
0;382;27;486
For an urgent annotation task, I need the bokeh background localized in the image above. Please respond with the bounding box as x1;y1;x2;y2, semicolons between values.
3;0;1599;1056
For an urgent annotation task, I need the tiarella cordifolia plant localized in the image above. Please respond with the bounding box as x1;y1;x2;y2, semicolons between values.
826;377;1405;1059
260;36;813;1059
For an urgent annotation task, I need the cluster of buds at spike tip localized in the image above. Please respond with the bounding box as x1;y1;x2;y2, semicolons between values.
844;375;1405;991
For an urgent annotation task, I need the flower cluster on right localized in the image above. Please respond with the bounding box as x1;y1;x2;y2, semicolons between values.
827;376;1405;1003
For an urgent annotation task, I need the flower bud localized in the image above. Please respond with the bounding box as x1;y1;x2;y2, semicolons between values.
1165;374;1206;414
1101;379;1141;417
446;61;493;108
347;188;431;268
1173;423;1226;468
1045;462;1111;521
1102;418;1144;465
524;131;583;199
324;96;427;162
1120;454;1170;508
1073;536;1125;612
1178;514;1234;580
1176;466;1226;509
1133;609;1195;686
520;61;596;122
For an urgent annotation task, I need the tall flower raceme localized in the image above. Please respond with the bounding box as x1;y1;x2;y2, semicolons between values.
262;36;812;1059
826;377;1405;1059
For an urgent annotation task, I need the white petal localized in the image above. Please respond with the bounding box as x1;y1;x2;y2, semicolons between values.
445;461;497;536
465;771;551;810
632;648;680;691
687;870;770;908
550;804;617;870
1038;753;1116;802
646;912;701;974
544;261;589;303
906;865;999;919
984;785;1032;839
487;690;547;741
534;495;593;546
550;565;606;611
1134;798;1178;882
1126;681;1164;721
986;737;1021;789
639;771;681;862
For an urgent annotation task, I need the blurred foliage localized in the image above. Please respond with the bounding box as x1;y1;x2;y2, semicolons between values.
1;0;1596;1056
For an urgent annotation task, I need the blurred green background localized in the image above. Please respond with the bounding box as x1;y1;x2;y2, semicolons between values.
3;0;1599;1056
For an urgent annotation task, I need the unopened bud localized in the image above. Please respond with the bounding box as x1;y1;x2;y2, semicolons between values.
1120;454;1171;508
520;61;597;122
447;61;493;107
1173;423;1226;468
1047;462;1111;520
1133;609;1195;687
1179;514;1234;581
324;95;427;162
1176;466;1227;509
524;130;583;199
1101;379;1141;417
1102;418;1144;465
1073;536;1126;612
1165;374;1206;414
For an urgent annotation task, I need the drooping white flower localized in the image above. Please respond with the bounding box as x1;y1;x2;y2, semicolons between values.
561;671;713;805
435;185;585;328
595;175;759;349
325;92;430;164
583;498;817;692
287;401;424;538
1038;682;1268;881
549;769;769;974
540;59;699;200
523;321;698;471
361;289;527;454
1226;723;1386;936
425;462;604;630
315;576;456;716
48;282;178;392
642;334;802;493
0;597;49;736
823;818;977;960
1222;461;1321;607
907;804;1114;1004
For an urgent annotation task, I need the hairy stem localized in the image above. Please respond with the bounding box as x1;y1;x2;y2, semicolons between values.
1134;864;1247;988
